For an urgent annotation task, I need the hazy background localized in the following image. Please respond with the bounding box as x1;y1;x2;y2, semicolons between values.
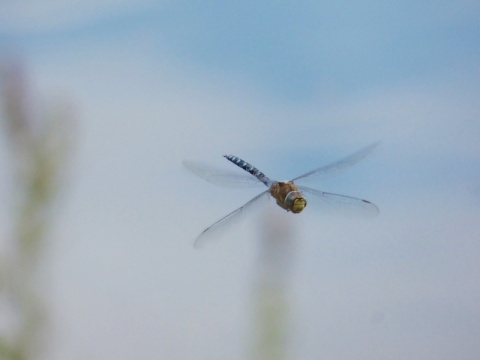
1;1;479;359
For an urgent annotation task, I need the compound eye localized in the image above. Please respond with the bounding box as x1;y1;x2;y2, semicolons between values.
292;197;307;213
285;191;307;213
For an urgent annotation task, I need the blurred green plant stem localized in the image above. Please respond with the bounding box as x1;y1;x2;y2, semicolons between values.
250;212;295;360
0;61;73;360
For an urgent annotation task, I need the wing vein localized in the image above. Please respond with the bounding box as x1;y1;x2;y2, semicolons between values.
292;141;380;182
194;191;270;248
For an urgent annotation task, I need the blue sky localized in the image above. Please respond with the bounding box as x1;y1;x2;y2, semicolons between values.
1;1;480;359
3;1;479;101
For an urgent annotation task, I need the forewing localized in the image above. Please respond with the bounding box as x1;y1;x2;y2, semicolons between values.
183;160;262;188
193;191;270;248
292;141;380;182
298;186;379;217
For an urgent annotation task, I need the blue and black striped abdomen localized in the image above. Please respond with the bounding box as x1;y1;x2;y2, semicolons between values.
224;155;271;186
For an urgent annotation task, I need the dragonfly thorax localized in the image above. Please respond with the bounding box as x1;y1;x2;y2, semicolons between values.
269;181;307;214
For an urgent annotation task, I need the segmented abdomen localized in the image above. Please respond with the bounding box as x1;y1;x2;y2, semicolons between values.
224;155;270;186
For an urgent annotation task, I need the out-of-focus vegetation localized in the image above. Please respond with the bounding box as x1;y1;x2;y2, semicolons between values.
250;213;295;360
0;61;73;360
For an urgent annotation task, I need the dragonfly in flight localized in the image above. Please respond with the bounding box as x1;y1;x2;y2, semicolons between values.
184;142;379;247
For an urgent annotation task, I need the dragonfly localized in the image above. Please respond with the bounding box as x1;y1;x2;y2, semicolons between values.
184;142;379;247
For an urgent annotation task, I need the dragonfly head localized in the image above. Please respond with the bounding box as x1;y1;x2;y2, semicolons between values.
285;191;307;214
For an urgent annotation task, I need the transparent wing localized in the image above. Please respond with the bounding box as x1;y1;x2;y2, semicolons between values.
298;186;379;217
183;160;262;188
291;141;380;182
194;191;270;248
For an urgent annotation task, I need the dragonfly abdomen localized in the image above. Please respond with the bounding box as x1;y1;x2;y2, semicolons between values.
224;155;270;186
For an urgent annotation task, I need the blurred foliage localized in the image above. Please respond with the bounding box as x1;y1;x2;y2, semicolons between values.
0;61;73;360
250;213;295;360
